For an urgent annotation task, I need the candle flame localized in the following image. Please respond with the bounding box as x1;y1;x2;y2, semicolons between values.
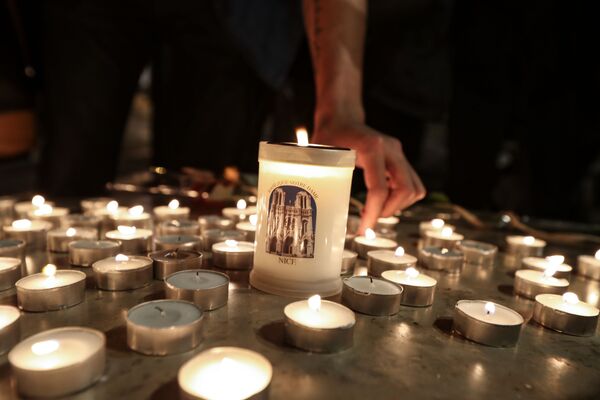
441;248;449;254
523;236;535;245
106;200;119;213
236;199;247;210
308;294;321;312
562;292;579;305
595;249;600;260
34;204;53;216
128;205;144;216
543;266;557;278
441;227;453;237
42;264;57;278
394;247;405;257
406;267;419;279
249;214;258;226
115;254;129;262
225;239;238;248
117;225;137;235
31;340;60;356
365;228;376;240
168;199;180;210
296;127;309;147
12;219;32;229
31;195;45;207
545;255;564;266
484;302;496;315
66;227;77;237
431;218;445;229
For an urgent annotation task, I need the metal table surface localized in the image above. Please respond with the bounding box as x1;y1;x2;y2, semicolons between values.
1;219;599;400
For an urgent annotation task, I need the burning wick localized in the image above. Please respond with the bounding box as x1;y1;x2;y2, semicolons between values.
42;264;57;283
128;205;144;217
308;294;321;312
523;236;535;245
115;254;129;262
440;248;449;255
249;214;258;226
394;247;405;257
168;199;180;210
236;199;247;210
65;228;77;237
431;218;444;229
117;225;137;236
31;340;60;356
405;267;419;279
31;195;45;208
106;200;119;213
296;127;309;147
484;302;496;316
562;292;579;305
365;228;376;241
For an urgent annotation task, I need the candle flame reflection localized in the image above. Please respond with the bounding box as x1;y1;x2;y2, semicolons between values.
115;254;129;262
168;199;180;209
308;295;321;312
562;292;579;305
31;340;59;356
484;302;496;315
394;247;405;257
296;127;309;147
365;228;376;240
31;195;45;207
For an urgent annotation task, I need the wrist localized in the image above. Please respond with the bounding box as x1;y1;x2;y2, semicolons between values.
314;101;365;132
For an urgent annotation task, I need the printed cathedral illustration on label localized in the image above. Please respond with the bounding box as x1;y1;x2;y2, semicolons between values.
265;185;317;259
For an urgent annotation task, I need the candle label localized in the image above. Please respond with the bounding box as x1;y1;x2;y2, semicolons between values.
265;184;317;259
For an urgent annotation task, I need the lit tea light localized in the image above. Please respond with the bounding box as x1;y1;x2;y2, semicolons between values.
366;246;418;277
212;240;255;270
165;269;229;311
126;300;204;355
3;219;53;250
153;199;191;222
15;265;86;311
158;219;200;237
197;214;234;233
341;276;402;316
178;347;272;400
149;249;203;280
28;204;69;228
68;240;121;267
284;295;355;353
32;195;45;208
457;240;498;267
236;214;258;242
92;254;153;291
375;215;400;233
505;235;546;268
419;246;464;274
533;292;599;336
577;249;600;281
14;195;55;218
341;249;358;275
47;227;97;253
353;228;398;259
521;255;572;280
514;269;569;300
80;197;116;213
423;227;463;249
200;229;246;251
109;205;152;230
105;225;153;254
8;327;105;398
453;300;524;347
419;218;455;237
222;199;257;223
0;257;22;291
106;200;119;214
382;267;437;307
0;305;20;355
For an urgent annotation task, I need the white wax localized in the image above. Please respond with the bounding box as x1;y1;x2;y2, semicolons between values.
179;347;272;400
222;206;257;220
522;257;572;273
343;249;357;260
578;255;600;268
153;205;190;218
4;220;51;232
456;300;523;326
381;270;437;288
128;300;202;328
506;235;546;248
70;240;119;250
166;270;229;290
419;220;455;233
105;228;152;240
425;230;464;241
9;328;103;371
515;270;569;288
284;299;355;329
0;305;19;329
236;221;256;233
93;256;151;272
0;257;20;271
536;294;599;317
28;207;69;219
212;241;254;253
16;270;85;290
343;276;401;295
367;249;417;265
354;236;397;249
15;201;55;216
377;216;399;225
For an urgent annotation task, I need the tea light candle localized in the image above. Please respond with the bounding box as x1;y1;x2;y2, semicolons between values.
93;254;153;291
514;269;569;299
28;204;69;228
68;239;122;267
126;299;204;355
0;196;15;226
341;276;402;316
222;199;257;223
453;300;524;347
3;219;53;249
521;255;572;280
149;249;203;280
0;238;26;259
87;200;126;235
0;305;20;355
375;216;399;233
14;195;53;218
533;292;599;336
353;228;398;259
158;219;200;237
423;227;463;249
153;199;190;222
419;218;455;237
382;267;437;307
284;295;355;353
341;249;357;275
178;347;272;400
155;234;201;251
16;264;86;311
577;250;600;280
0;257;22;291
105;225;153;254
201;229;246;251
367;246;417;277
61;213;102;232
110;205;152;230
198;214;234;233
212;240;254;270
457;240;498;267
165;269;229;311
8;326;105;398
47;227;97;253
236;214;257;242
419;246;464;273
80;197;115;213
506;235;546;258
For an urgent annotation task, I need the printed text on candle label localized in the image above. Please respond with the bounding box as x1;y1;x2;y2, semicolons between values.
278;257;297;265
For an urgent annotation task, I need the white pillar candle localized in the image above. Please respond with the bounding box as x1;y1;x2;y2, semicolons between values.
341;249;358;275
419;218;455;237
353;228;398;259
155;234;201;251
197;214;234;233
341;276;402;316
251;140;355;298
165;269;229;311
521;255;572;279
0;256;22;291
222;199;257;223
80;197;116;213
153;199;191;222
367;246;417;277
578;250;600;280
423;227;463;249
14;195;54;218
212;240;255;270
178;346;272;400
68;239;122;267
533;292;599;336
47;227;98;253
93;254;153;291
16;264;86;311
110;205;152;229
158;219;200;237
8;327;105;398
0;305;20;355
3;219;53;249
453;300;524;347
105;225;153;254
382;267;437;307
235;214;257;242
514;269;569;299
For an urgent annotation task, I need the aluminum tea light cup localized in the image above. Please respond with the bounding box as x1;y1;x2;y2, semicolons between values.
353;228;397;259
47;227;97;253
235;214;257;242
126;299;204;356
382;267;437;307
505;235;546;268
341;249;358;275
514;269;569;300
16;265;86;311
419;246;464;273
418;218;455;238
93;254;153;291
155;234;201;251
3;219;53;250
165;269;229;311
367;246;417;277
158;219;200;237
457;240;498;267
452;300;524;347
0;257;22;291
533;292;599;336
178;346;272;400
341;276;402;316
198;214;234;233
110;205;153;230
201;229;245;251
105;225;153;254
212;240;254;270
423;227;463;250
68;240;122;267
0;305;20;355
577;250;600;280
284;295;355;353
153;199;190;222
0;238;26;259
149;249;203;280
8;326;105;398
521;255;572;280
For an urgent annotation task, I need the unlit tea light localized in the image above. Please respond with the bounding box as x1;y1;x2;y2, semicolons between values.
514;269;569;300
166;269;229;311
457;240;497;267
3;219;52;249
353;228;397;259
16;264;86;311
0;305;20;355
93;254;153;291
0;257;21;291
419;246;463;273
47;227;97;253
155;234;201;251
68;239;121;267
382;267;437;307
341;249;357;275
341;276;402;316
367;246;417;277
533;292;599;336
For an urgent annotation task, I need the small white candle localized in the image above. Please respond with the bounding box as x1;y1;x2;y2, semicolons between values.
3;219;53;249
155;234;201;251
47;227;98;253
212;240;255;270
577;249;600;280
14;195;54;218
343;275;401;295
165;269;229;311
505;235;546;264
284;295;355;330
514;269;569;299
153;199;191;221
341;276;402;315
178;347;272;400
222;199;257;222
88;200;126;218
376;216;399;233
353;228;398;258
423;227;463;249
537;292;599;317
235;214;257;242
28;204;69;220
453;301;524;347
110;205;152;229
341;249;358;275
456;300;523;325
17;264;84;290
367;246;417;276
94;254;151;272
419;218;455;237
105;225;153;254
128;299;202;328
93;254;153;291
158;219;200;236
533;292;599;336
68;239;122;267
382;267;437;288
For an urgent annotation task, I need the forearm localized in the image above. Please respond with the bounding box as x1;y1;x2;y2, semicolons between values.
302;0;367;127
